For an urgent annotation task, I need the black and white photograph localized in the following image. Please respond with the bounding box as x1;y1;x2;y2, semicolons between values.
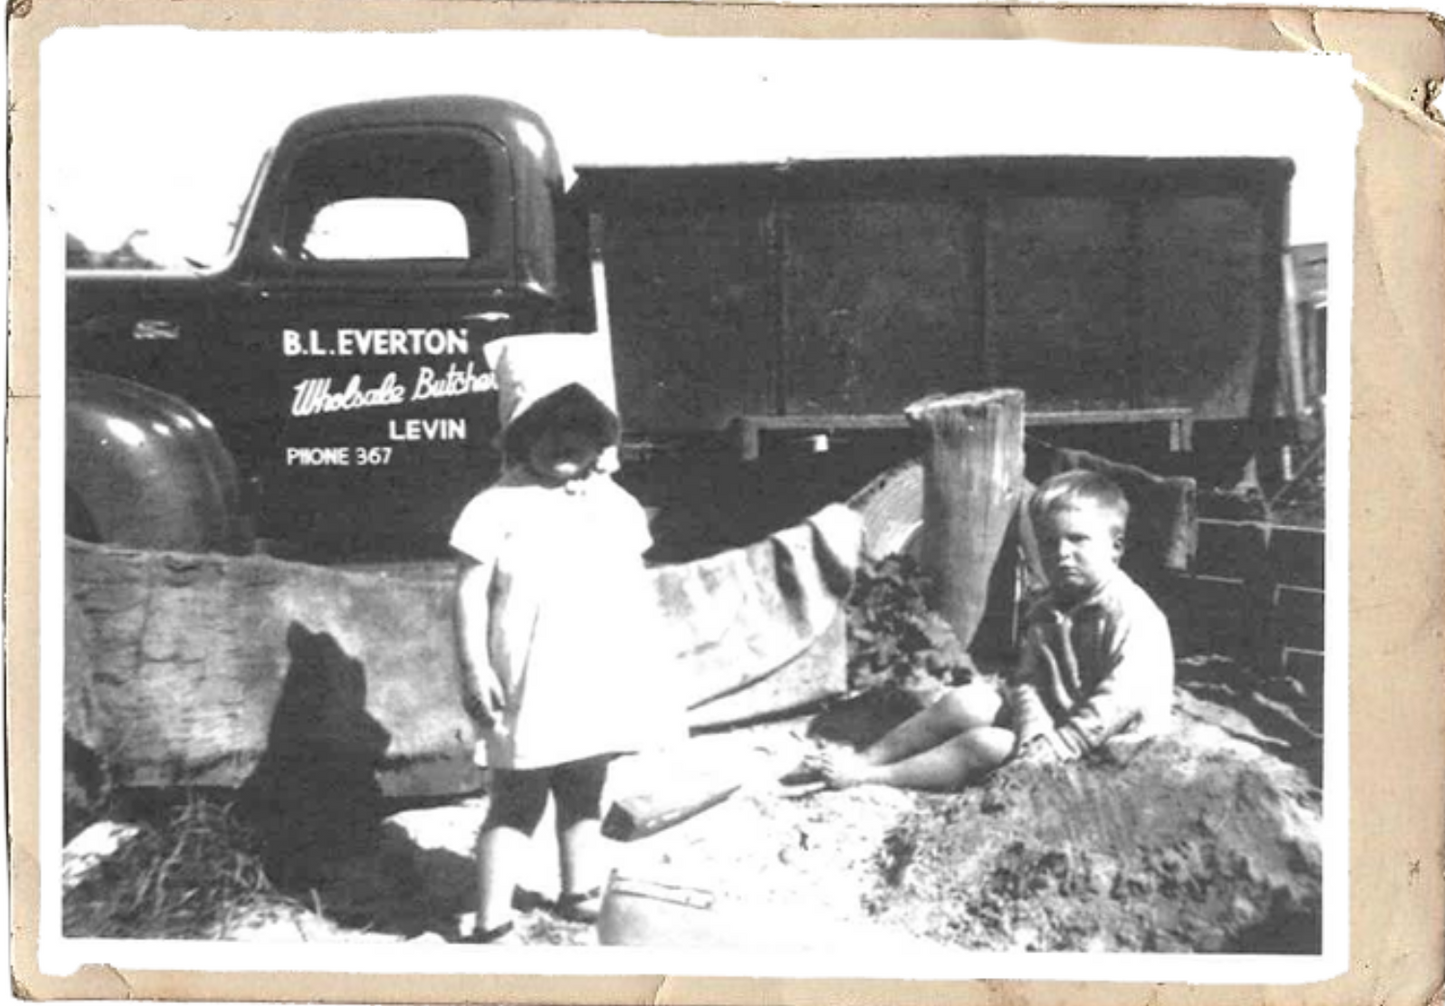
38;23;1357;985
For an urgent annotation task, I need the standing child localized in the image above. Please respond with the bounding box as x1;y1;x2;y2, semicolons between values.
452;333;681;944
809;469;1175;790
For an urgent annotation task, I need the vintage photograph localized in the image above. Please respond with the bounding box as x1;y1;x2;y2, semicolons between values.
43;26;1355;981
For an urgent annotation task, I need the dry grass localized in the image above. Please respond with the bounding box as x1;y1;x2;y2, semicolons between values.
64;792;308;939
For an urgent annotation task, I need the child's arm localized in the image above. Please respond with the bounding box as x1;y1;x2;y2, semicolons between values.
1008;637;1057;750
454;556;505;731
1037;611;1174;760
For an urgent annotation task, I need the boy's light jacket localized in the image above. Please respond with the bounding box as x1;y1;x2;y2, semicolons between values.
1010;569;1175;758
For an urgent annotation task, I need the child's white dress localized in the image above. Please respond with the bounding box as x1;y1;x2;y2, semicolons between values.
451;467;685;770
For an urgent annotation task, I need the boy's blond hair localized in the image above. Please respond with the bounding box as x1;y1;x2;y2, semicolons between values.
1030;470;1131;541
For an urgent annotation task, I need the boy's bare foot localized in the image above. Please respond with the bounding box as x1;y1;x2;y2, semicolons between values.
776;735;844;785
807;749;885;789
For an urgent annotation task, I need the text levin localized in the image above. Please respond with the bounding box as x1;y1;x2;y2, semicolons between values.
388;418;468;441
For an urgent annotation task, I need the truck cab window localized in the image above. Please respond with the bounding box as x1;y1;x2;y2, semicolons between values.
273;127;513;275
300;198;469;261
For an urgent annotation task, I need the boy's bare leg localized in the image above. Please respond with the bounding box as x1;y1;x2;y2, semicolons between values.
817;727;1015;792
855;682;1004;767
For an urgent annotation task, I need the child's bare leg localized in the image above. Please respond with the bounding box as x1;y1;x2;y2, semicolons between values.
476;768;548;934
856;683;1004;767
552;756;609;907
818;726;1015;792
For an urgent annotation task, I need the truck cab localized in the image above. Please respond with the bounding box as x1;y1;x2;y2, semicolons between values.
67;96;590;559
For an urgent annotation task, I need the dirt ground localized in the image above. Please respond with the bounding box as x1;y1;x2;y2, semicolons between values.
195;660;1322;957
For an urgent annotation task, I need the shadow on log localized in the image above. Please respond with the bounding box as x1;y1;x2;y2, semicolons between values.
237;624;391;888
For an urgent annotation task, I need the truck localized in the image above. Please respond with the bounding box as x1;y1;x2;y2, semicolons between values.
66;95;1298;563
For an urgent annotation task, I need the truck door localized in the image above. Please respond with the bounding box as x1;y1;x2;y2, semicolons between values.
210;124;535;559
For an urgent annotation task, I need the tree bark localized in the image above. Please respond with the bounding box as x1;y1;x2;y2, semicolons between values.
905;389;1026;649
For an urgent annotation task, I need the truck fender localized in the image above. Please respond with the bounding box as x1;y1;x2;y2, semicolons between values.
66;371;254;554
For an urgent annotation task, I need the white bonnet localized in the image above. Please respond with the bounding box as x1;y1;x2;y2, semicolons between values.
484;333;619;434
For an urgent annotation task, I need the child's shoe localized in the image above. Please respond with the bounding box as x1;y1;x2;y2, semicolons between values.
555;887;603;924
457;916;524;946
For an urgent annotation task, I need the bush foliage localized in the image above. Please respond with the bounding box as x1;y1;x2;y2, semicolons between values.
845;554;973;694
64;793;304;939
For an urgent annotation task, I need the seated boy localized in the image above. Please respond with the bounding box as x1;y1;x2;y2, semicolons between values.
811;469;1175;791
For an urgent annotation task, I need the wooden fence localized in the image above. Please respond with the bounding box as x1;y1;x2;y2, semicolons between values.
1161;518;1326;689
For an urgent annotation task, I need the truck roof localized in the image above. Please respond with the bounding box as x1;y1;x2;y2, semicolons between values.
280;95;555;151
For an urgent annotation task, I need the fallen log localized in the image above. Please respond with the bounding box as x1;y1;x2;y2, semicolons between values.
602;775;745;843
65;505;862;798
601;734;797;842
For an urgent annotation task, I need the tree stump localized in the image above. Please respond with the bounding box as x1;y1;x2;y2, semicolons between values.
905;389;1026;649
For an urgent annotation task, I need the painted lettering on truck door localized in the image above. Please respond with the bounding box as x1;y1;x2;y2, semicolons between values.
216;123;526;558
